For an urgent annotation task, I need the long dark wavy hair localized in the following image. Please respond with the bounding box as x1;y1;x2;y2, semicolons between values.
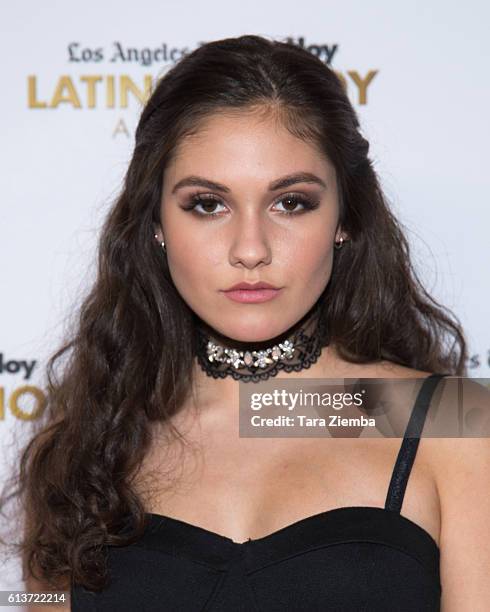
0;34;467;592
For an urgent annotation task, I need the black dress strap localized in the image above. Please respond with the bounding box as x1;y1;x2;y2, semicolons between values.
384;373;449;513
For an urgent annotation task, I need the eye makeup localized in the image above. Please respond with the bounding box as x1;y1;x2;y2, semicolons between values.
180;191;321;219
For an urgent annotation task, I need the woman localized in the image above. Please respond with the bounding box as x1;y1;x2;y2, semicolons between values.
3;34;489;610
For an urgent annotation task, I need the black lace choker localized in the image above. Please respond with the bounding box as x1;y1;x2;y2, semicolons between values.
195;305;330;383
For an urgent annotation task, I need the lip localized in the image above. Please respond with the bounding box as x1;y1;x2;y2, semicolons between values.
225;281;279;291
222;287;283;303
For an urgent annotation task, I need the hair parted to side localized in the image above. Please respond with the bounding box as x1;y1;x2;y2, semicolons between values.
0;34;467;592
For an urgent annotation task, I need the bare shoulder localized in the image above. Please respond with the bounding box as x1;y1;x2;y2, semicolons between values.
424;377;490;472
380;366;490;608
405;375;490;607
430;410;490;604
419;375;490;453
349;359;489;476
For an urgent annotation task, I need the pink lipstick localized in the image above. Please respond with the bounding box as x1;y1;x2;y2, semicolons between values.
222;281;282;304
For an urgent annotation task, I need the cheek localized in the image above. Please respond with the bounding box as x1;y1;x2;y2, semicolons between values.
282;228;334;286
166;231;224;298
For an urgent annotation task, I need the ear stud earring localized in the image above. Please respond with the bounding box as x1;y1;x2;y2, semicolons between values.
154;233;166;253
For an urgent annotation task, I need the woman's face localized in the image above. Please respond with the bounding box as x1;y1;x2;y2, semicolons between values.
156;110;345;343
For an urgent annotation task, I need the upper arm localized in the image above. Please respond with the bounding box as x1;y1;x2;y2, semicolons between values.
434;380;490;610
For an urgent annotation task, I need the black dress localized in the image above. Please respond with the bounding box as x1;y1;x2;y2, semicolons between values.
71;373;447;611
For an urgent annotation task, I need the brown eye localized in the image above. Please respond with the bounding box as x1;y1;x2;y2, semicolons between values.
279;197;302;212
273;194;320;216
200;200;220;213
182;195;227;217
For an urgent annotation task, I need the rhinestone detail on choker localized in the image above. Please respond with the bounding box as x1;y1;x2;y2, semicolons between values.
206;338;295;370
195;306;329;383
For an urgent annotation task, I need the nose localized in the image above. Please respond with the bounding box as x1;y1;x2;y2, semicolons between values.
228;211;272;269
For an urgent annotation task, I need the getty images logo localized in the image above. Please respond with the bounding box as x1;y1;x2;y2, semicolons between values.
0;352;37;380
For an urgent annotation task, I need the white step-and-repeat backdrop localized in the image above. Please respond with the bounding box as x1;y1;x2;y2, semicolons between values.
1;0;489;594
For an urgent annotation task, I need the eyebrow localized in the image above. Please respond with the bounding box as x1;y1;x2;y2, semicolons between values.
171;171;327;194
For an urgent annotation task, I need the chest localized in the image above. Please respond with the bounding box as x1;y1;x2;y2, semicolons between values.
135;426;441;545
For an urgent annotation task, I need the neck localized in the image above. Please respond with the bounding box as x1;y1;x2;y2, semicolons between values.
195;304;319;352
193;301;329;384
